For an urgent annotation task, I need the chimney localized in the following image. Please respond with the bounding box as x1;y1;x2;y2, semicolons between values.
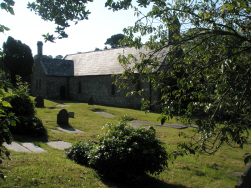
37;41;43;57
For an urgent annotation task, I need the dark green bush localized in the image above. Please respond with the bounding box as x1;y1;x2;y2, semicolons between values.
66;141;94;166
3;80;46;136
66;120;169;178
9;94;35;117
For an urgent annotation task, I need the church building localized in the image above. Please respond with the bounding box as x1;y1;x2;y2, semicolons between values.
31;42;166;109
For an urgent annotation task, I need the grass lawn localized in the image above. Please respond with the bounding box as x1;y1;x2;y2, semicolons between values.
1;97;250;187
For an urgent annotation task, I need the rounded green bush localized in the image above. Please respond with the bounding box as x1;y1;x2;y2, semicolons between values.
3;83;46;136
66;120;169;178
9;95;36;117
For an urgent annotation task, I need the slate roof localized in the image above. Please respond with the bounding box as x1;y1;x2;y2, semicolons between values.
64;46;168;76
40;59;74;76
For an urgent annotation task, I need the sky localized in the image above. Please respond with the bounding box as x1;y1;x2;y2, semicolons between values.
0;0;152;58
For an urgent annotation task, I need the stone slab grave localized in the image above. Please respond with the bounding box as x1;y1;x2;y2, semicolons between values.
156;123;188;129
34;95;44;108
3;142;46;153
3;142;31;153
4;141;73;152
51;129;63;133
56;105;70;108
94;112;115;117
129;120;153;129
22;143;47;153
46;141;72;150
57;126;84;133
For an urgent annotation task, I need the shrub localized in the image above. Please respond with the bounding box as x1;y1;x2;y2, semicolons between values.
66;120;169;178
8;94;35;117
3;79;46;136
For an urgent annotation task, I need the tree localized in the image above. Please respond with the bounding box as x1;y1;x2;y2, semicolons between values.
0;0;14;35
54;55;63;59
2;36;34;85
34;54;53;60
27;0;251;155
0;70;16;179
112;0;251;155
104;33;127;48
94;47;101;51
27;0;92;42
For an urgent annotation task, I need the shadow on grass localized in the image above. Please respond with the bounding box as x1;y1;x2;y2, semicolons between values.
99;173;187;188
11;117;49;143
58;124;80;132
47;99;81;104
12;131;48;143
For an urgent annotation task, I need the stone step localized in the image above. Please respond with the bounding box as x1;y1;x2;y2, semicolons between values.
46;141;72;150
22;143;46;153
3;142;31;153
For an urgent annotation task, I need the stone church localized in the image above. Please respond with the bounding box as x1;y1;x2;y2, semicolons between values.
31;42;167;109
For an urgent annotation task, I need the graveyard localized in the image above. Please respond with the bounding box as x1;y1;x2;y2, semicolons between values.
1;97;251;188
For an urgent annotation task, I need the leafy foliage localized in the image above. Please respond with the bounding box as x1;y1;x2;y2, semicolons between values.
27;0;93;42
2;36;34;85
54;55;63;59
109;0;251;155
3;79;46;136
0;70;16;179
66;120;169;178
0;0;15;34
104;33;127;48
34;54;53;60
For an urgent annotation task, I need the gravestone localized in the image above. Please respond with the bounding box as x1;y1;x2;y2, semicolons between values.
35;95;44;108
68;111;74;118
57;109;69;125
235;163;251;188
88;96;94;105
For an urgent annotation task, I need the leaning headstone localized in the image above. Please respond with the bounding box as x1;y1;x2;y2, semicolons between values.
235;163;251;188
57;109;69;125
68;111;74;118
35;95;44;108
88;96;94;105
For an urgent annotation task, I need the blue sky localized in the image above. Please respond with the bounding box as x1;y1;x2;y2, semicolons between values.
0;0;151;58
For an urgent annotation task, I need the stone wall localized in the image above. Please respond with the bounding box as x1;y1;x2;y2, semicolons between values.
31;61;161;109
68;75;157;109
31;59;47;97
46;76;68;100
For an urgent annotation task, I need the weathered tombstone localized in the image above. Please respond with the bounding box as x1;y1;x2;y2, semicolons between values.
57;109;69;125
235;163;251;188
68;111;74;118
88;96;94;105
35;95;44;108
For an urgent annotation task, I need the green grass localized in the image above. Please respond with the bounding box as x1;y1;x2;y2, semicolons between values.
1;97;250;187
